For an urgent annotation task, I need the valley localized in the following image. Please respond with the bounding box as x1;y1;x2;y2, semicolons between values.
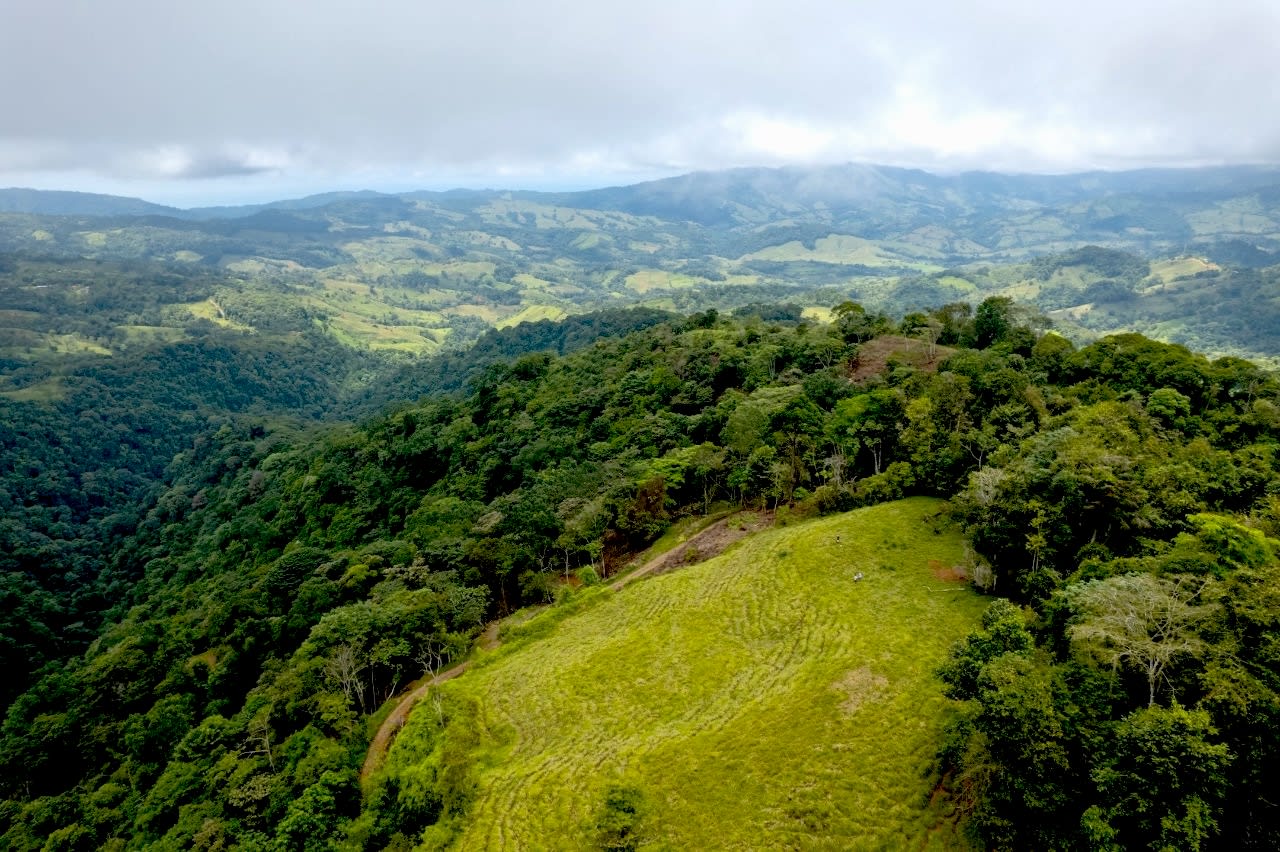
5;164;1280;381
4;165;1280;850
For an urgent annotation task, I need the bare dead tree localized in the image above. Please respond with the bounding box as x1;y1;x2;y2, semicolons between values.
324;643;367;714
415;639;449;681
962;543;997;592
824;451;846;489
241;715;275;771
415;639;451;723
1069;573;1215;707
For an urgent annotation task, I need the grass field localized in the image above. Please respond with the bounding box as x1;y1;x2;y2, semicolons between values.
385;498;985;850
742;234;912;267
624;269;709;293
495;305;567;328
0;377;66;402
1146;256;1219;287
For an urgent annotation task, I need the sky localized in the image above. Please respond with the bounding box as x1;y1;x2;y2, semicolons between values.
2;0;1279;206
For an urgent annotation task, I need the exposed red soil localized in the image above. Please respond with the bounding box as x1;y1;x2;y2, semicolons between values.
609;510;772;589
930;558;968;582
850;335;957;383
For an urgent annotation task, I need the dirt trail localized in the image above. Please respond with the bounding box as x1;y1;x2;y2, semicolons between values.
609;511;771;590
360;511;770;782
359;660;474;781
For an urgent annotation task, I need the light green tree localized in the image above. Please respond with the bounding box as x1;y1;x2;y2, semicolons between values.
1068;573;1215;707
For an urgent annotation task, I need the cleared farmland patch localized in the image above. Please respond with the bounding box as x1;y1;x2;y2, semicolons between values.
380;498;986;850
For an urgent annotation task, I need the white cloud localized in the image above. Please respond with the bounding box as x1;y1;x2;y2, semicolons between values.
2;0;1278;202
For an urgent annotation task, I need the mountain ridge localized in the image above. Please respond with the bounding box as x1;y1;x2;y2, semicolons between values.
6;161;1280;223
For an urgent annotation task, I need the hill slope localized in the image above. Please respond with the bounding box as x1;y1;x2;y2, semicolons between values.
6;164;1280;367
376;498;986;849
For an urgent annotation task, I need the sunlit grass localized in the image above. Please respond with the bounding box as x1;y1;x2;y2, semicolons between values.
624;269;707;293
183;298;254;331
512;273;558;292
1147;256;1219;286
390;498;984;850
743;234;914;267
495;305;567;328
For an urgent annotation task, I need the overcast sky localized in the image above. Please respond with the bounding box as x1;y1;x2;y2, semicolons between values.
2;0;1279;205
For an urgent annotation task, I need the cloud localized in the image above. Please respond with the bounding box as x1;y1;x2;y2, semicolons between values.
117;146;291;180
2;0;1279;201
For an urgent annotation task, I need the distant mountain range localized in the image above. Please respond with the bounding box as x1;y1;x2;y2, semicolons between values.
0;187;393;220
5;162;1280;370
6;162;1280;228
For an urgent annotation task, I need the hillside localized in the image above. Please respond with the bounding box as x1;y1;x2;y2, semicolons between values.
0;284;669;704
375;499;985;849
3;164;1280;365
3;165;1280;391
4;235;1280;849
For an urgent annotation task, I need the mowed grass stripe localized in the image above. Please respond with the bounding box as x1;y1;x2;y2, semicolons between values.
398;498;984;850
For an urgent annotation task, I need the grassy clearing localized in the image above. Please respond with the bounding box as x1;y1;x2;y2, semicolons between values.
1186;199;1280;237
512;273;558;292
390;498;984;850
0;377;66;402
184;299;254;331
293;279;452;352
743;234;912;268
571;232;612;251
1148;256;1219;285
0;330;111;362
495;305;567;328
8;330;112;355
852;336;957;382
445;304;502;323
624;269;707;293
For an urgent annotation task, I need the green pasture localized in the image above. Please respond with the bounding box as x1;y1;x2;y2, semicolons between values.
384;498;985;850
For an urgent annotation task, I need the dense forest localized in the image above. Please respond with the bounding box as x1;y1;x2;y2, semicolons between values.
3;296;1280;849
0;250;674;707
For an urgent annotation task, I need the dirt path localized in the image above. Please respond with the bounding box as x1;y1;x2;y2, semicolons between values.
609;511;771;590
359;660;474;781
360;511;770;783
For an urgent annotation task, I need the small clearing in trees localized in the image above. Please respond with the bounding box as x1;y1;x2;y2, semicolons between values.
850;335;957;383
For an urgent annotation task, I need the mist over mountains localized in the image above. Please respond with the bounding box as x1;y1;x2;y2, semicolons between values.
8;162;1280;242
